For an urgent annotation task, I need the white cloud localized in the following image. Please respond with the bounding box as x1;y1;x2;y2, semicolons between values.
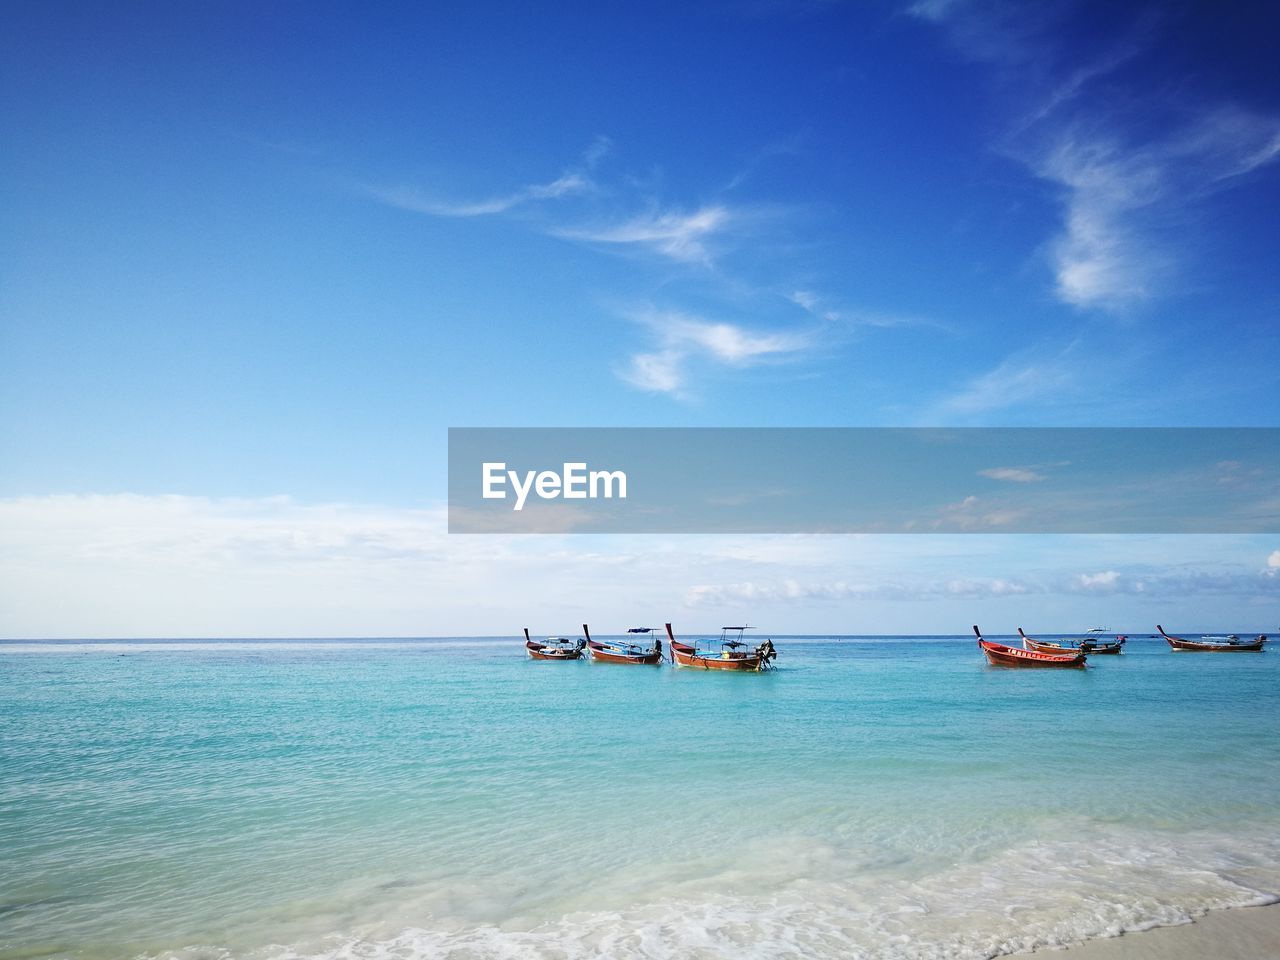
1040;112;1280;313
787;289;931;330
365;171;592;218
556;205;731;264
933;495;1027;530
582;134;613;168
617;309;813;396
910;3;1280;312
616;349;685;395
979;467;1046;483
935;341;1078;417
1076;570;1120;591
2;496;1277;636
1268;550;1280;570
1036;134;1163;309
685;574;1029;607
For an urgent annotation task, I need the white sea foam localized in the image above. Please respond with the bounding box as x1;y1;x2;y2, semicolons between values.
146;826;1280;960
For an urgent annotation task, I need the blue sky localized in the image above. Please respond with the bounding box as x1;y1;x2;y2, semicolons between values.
2;1;1278;635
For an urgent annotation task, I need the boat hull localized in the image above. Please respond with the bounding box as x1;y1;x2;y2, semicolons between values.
587;641;662;665
670;640;764;671
979;638;1086;668
1165;636;1265;652
1018;628;1121;655
1022;637;1122;655
1158;625;1266;652
525;640;582;660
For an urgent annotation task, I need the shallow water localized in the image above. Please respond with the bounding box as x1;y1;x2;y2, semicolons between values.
3;635;1278;959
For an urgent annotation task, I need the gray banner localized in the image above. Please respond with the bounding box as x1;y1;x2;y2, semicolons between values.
448;428;1280;534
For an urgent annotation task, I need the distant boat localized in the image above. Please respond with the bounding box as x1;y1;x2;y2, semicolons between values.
1157;625;1266;652
666;624;777;671
523;628;585;660
1019;627;1125;655
585;624;664;665
974;626;1086;668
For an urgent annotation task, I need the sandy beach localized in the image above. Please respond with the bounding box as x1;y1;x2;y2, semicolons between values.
1024;904;1280;959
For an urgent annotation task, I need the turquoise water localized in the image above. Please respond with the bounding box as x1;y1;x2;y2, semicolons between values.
3;636;1279;960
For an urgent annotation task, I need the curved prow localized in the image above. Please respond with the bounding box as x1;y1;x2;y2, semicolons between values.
523;627;531;643
1017;627;1029;640
1156;624;1176;640
972;625;983;641
665;622;676;643
582;623;591;643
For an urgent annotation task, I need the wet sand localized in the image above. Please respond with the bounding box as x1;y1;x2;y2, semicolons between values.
1023;903;1280;959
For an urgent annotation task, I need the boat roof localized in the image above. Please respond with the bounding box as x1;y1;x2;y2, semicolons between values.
627;627;655;633
722;625;755;630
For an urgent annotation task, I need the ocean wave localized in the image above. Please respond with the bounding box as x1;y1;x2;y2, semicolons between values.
146;826;1280;960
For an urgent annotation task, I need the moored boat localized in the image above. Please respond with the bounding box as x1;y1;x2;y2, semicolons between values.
974;626;1086;668
665;624;776;671
523;628;586;660
1018;627;1125;655
585;624;664;664
1157;625;1266;652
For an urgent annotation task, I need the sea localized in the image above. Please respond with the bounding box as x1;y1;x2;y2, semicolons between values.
3;634;1278;960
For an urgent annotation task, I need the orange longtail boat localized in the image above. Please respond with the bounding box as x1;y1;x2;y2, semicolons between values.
974;626;1086;668
1019;627;1125;655
585;624;664;664
523;628;586;660
665;624;777;671
1158;625;1266;652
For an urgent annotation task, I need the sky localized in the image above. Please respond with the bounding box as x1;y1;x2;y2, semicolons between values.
1;0;1278;636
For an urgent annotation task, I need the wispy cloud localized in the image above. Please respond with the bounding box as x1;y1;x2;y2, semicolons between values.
910;2;1280;312
362;136;614;218
555;205;733;265
932;494;1027;530
1033;108;1280;311
979;467;1046;483
365;171;592;218
616;308;814;396
787;289;936;330
933;340;1079;417
1035;132;1165;309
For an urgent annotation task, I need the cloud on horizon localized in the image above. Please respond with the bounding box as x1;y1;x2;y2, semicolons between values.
2;495;1276;636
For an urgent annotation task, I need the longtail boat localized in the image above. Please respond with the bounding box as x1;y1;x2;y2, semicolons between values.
1157;625;1266;652
1019;627;1125;655
974;625;1086;668
665;624;777;671
523;628;585;660
585;624;664;664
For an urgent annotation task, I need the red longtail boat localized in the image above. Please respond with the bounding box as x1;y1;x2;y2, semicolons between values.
974;626;1086;668
523;628;585;660
1019;627;1125;655
585;624;664;665
665;624;777;671
1157;625;1266;652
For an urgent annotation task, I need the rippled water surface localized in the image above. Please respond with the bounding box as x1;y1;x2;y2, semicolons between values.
3;635;1278;959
